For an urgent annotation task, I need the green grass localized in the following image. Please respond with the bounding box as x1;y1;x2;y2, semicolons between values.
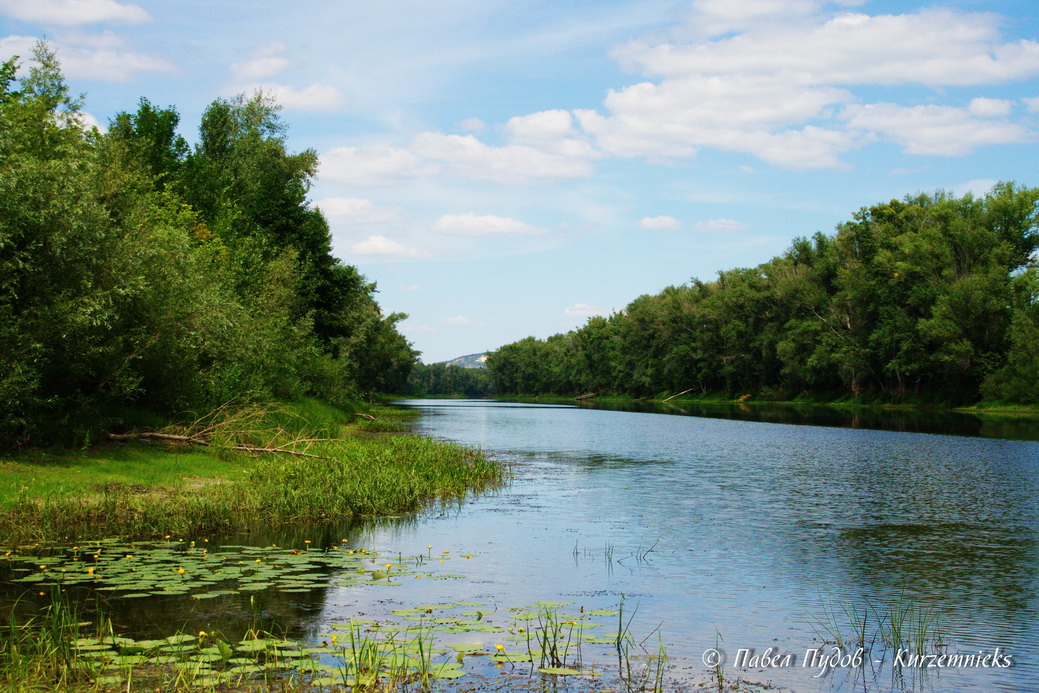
0;399;503;543
0;589;669;692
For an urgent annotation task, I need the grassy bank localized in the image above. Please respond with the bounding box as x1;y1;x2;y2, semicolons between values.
0;399;503;543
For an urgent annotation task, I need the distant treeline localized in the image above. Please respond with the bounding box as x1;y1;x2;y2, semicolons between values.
487;184;1039;405
405;363;496;398
1;44;415;445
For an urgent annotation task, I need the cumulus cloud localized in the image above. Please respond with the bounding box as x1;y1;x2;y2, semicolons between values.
412;132;594;184
696;218;749;234
505;109;596;158
73;109;105;133
640;215;681;231
441;316;473;326
843;103;1030;156
230;42;291;81
575;4;1039;168
0;0;149;26
434;213;547;237
349;235;429;259
968;97;1014;118
0;33;173;81
318;197;400;224
232;81;346;111
225;43;346;112
320;145;438;186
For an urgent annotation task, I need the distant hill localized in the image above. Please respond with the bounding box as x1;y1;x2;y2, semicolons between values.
440;352;489;369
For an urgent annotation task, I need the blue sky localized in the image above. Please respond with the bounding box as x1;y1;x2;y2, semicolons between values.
3;0;1039;362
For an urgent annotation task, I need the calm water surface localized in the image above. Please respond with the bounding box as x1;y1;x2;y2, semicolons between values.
339;399;1039;692
3;399;1036;692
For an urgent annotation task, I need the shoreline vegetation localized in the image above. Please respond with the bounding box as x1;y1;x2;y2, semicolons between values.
483;186;1039;409
0;399;504;545
496;391;1039;416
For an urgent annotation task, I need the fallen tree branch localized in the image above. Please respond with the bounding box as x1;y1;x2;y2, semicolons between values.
663;387;696;402
107;432;210;446
351;413;378;421
106;431;330;459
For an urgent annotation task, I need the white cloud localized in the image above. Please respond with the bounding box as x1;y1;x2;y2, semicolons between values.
843;103;1031;156
505;109;596;158
318;197;399;224
575;74;858;167
1023;97;1039;113
459;117;487;132
226;43;345;112
231;42;291;81
441;315;472;326
319;144;438;186
349;235;429;259
398;284;423;292
434;213;547;237
575;5;1039;169
412;132;594;184
229;82;345;111
621;9;1039;87
696;218;749;234
0;33;172;81
0;0;149;26
73;109;105;133
968;97;1014;118
640;215;681;231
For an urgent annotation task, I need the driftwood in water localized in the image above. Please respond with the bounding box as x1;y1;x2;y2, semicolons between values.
574;392;597;401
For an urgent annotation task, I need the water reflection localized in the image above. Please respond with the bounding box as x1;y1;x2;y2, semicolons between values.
575;398;1039;441
392;398;1039;692
3;399;1037;693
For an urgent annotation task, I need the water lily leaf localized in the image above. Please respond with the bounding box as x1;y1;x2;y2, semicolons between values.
539;666;580;675
430;665;466;679
165;634;196;645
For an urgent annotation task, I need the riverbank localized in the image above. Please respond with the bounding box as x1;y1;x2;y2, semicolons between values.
499;391;1039;416
0;399;503;543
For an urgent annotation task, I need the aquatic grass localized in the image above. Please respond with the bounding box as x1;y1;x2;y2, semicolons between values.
0;589;107;691
874;588;947;655
1;583;672;691
807;589;948;659
0;403;503;542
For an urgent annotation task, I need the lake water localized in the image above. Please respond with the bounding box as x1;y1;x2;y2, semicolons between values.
356;398;1039;692
2;398;1036;692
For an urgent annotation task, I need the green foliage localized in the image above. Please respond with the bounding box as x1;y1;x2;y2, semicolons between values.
488;186;1039;405
405;363;496;398
0;44;416;447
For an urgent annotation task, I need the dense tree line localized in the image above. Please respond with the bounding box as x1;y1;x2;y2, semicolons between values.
487;185;1039;405
0;44;415;445
404;363;495;398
